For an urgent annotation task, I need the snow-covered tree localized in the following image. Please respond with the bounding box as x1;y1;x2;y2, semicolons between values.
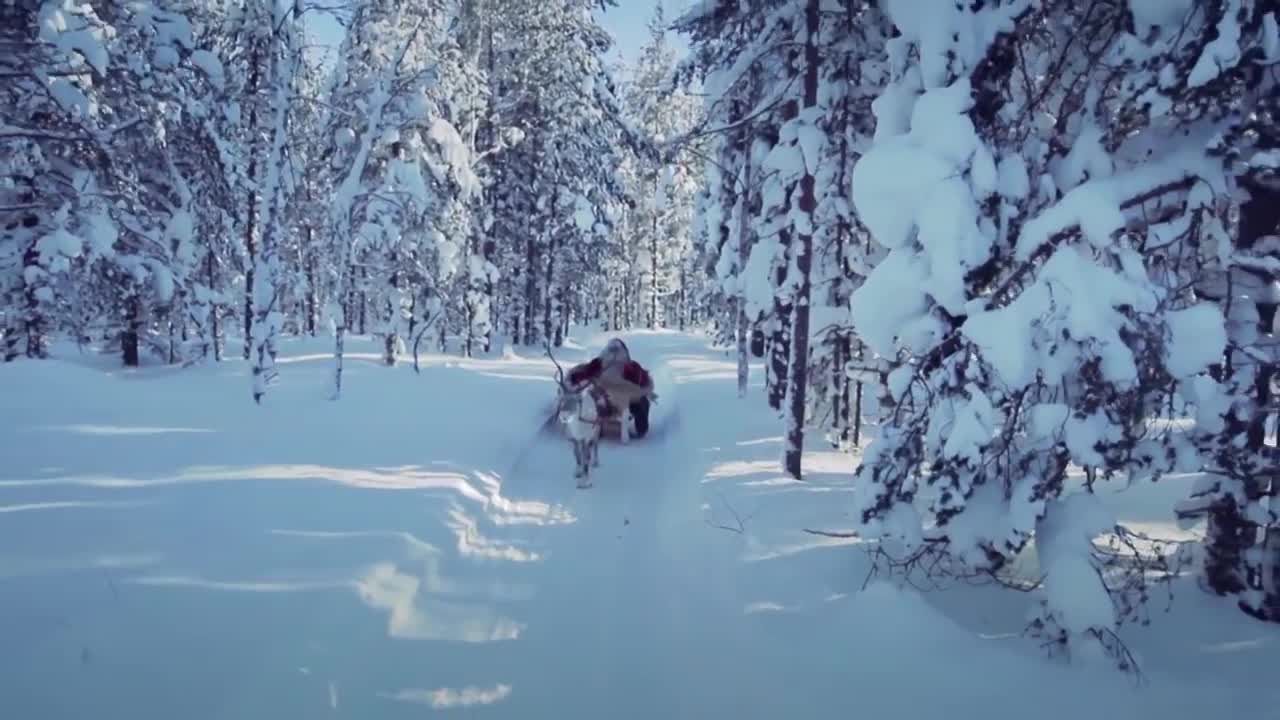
846;0;1280;665
1139;2;1280;622
282;53;333;340
483;0;634;348
800;2;889;451
617;4;703;332
678;0;869;477
2;0;230;367
324;0;453;393
675;0;778;399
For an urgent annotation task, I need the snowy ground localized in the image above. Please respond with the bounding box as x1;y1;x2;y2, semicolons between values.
1;330;1276;718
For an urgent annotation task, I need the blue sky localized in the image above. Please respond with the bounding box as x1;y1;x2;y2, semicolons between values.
599;0;691;67
305;2;689;69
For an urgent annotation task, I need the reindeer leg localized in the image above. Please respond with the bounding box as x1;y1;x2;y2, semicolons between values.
575;439;591;488
591;436;600;467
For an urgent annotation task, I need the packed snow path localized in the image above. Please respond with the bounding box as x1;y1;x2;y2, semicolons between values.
1;331;1275;718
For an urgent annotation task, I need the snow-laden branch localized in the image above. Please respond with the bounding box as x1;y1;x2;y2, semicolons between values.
666;74;800;152
914;173;1200;375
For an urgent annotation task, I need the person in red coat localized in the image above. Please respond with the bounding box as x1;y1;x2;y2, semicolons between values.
565;338;654;437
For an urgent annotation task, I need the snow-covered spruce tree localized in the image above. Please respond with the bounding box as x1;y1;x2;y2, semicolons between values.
0;0;111;360
686;161;729;341
846;1;1273;665
483;0;633;347
1;1;228;366
1126;1;1280;622
374;25;482;369
282;52;333;340
677;0;835;477
735;6;797;416
475;0;539;345
608;142;645;331
664;160;709;330
322;0;491;390
324;0;444;393
801;1;889;452
105;2;221;369
674;0;778;399
618;4;703;331
227;1;276;361
167;1;245;364
443;0;526;357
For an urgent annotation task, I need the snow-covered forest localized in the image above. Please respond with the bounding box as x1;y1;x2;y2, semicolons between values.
2;0;708;388
3;0;1280;716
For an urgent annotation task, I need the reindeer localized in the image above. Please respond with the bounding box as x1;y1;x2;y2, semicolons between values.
547;343;601;488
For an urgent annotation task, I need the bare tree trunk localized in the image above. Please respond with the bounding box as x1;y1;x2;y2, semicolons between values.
649;210;659;329
853;378;864;447
242;226;257;359
358;266;368;335
207;251;222;361
333;313;347;398
407;292;418;344
4;319;19;362
847;341;864;446
783;0;820;480
768;254;791;411
382;271;399;367
543;208;557;346
678;267;687;331
168;312;177;365
554;284;568;346
622;280;630;329
735;129;754;399
524;232;538;345
122;293;141;367
21;243;47;359
463;301;474;358
304;244;317;336
241;44;263;362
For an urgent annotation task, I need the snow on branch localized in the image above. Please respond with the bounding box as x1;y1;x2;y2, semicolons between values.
917;173;1200;375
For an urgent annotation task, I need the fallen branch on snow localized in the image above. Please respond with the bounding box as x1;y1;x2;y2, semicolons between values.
802;528;858;538
705;489;749;534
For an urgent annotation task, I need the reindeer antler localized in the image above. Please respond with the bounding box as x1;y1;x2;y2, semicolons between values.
545;339;566;386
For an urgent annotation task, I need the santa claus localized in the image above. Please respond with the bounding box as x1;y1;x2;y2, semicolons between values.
565;338;655;438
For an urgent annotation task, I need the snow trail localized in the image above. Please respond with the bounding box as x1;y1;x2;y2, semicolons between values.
495;332;860;717
0;331;1275;718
